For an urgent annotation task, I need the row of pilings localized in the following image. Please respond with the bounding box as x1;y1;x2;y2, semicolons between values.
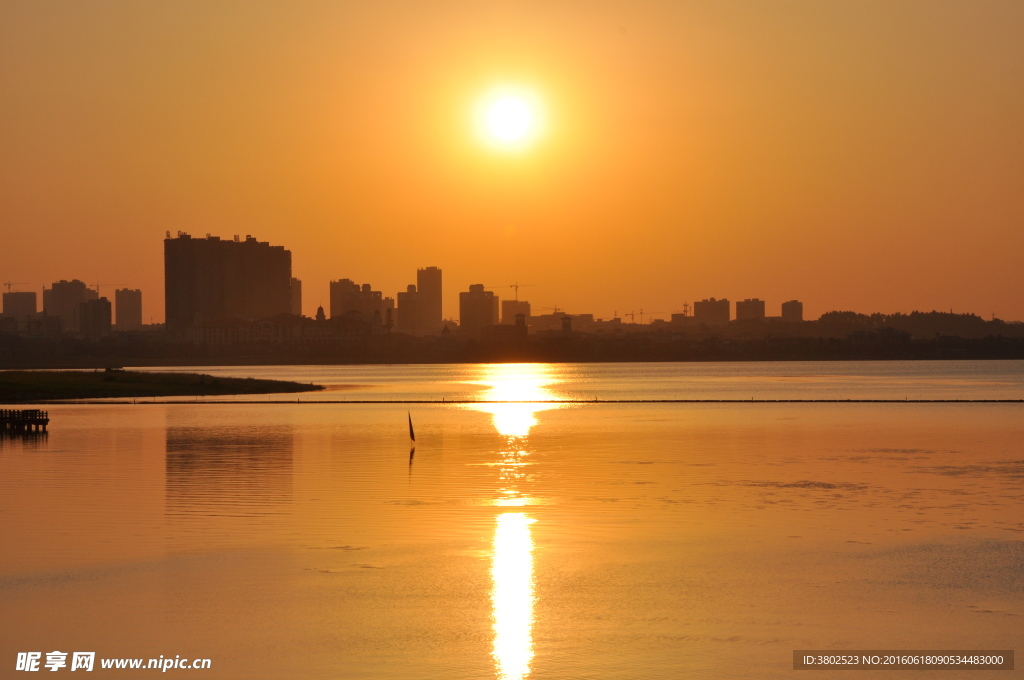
0;409;49;433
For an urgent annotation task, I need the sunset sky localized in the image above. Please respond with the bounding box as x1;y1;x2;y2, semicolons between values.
2;1;1022;322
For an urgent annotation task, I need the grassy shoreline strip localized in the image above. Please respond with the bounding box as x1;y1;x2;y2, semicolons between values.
0;369;324;402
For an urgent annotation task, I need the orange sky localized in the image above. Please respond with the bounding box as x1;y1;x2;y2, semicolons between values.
1;1;1022;323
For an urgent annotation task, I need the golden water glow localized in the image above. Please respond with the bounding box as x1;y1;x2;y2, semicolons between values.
482;367;546;677
470;363;563;438
474;87;545;152
469;364;563;508
491;512;536;680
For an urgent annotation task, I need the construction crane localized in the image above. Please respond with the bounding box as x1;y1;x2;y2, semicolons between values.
540;306;562;315
638;309;668;324
484;282;538;301
4;282;29;292
507;282;536;301
91;282;127;292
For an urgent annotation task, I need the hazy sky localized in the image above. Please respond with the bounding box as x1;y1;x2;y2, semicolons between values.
2;1;1022;322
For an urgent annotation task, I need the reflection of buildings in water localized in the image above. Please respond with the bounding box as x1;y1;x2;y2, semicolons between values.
165;426;294;515
491;512;536;680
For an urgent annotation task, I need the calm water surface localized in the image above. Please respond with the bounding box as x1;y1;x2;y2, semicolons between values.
138;359;1024;401
1;362;1022;678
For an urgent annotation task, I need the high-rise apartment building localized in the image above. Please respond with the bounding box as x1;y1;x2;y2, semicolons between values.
114;288;143;329
79;297;112;340
43;279;97;333
501;299;531;324
416;266;442;333
164;233;291;328
289;278;302;316
396;285;423;333
735;298;766;321
693;297;730;323
2;291;37;317
329;279;388;320
781;300;803;322
459;284;497;337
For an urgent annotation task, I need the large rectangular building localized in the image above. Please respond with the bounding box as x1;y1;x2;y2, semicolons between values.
43;279;98;333
459;284;497;337
501;299;531;324
417;266;442;332
781;299;803;322
164;233;292;328
289;278;302;316
735;298;766;321
115;288;143;329
2;291;37;317
396;284;422;334
330;279;386;319
693;297;730;324
79;297;112;340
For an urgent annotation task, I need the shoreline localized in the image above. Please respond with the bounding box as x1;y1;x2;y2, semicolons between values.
0;369;324;402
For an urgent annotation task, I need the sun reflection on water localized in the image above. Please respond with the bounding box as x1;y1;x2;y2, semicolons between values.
474;365;552;678
491;512;536;680
470;363;564;438
467;364;564;507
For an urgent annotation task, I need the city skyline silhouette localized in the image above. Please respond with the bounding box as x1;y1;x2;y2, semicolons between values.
2;230;1020;332
1;6;1022;676
1;2;1022;323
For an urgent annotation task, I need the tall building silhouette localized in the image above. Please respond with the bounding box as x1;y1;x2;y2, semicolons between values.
735;298;766;321
781;300;803;322
417;266;442;332
396;284;423;334
43;279;97;333
79;297;112;339
2;291;37;317
2;291;37;334
501;299;530;324
115;288;142;329
164;233;291;328
693;297;730;323
289;278;302;316
329;279;393;323
459;284;497;337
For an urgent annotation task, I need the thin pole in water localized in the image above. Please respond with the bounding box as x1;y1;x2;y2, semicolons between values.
408;411;416;443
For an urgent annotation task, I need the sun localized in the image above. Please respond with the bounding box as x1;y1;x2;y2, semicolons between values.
475;87;544;152
487;97;532;143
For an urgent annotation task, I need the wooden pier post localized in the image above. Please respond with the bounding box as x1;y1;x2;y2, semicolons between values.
0;409;49;434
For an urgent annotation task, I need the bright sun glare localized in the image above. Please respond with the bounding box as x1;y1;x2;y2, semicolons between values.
476;88;543;151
